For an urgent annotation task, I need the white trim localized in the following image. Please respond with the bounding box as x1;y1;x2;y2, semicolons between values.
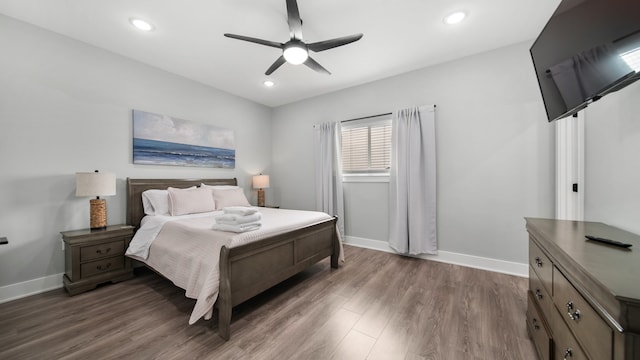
555;112;585;220
342;174;390;183
0;273;63;304
344;236;528;278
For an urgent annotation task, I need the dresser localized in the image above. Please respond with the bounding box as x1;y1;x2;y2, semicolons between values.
62;225;135;295
525;218;640;360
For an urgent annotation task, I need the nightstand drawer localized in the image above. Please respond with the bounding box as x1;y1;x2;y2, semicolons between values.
553;267;612;360
81;256;124;278
80;239;125;262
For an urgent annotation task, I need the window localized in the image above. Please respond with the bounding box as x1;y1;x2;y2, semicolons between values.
341;115;392;176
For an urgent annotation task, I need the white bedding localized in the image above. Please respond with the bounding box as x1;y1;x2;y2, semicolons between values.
125;207;342;324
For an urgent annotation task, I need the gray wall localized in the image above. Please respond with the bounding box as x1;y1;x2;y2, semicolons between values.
584;81;640;234
0;15;272;288
271;41;556;264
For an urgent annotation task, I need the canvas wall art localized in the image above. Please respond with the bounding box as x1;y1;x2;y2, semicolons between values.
133;109;235;168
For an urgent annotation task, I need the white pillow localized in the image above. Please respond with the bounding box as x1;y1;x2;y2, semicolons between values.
141;189;170;216
142;186;197;215
168;186;216;216
211;188;251;209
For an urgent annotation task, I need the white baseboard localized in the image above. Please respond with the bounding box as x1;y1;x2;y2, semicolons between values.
344;236;528;278
0;273;63;304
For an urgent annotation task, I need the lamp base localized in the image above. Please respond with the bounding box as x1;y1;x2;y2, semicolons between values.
257;189;265;207
89;198;107;230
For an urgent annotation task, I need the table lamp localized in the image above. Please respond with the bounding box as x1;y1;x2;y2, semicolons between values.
252;174;270;207
76;170;116;230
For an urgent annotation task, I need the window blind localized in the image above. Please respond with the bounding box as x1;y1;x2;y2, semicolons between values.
341;118;391;173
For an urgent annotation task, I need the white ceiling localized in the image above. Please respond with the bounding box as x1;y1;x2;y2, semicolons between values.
0;0;561;107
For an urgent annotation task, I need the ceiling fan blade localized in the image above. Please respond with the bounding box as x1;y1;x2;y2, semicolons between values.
304;57;331;75
224;33;283;49
286;0;303;40
266;56;287;75
307;34;364;52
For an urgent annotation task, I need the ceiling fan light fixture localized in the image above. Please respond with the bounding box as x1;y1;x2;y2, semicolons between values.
283;43;309;65
263;80;275;87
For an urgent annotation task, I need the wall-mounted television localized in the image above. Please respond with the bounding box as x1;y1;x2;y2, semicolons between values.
531;0;640;122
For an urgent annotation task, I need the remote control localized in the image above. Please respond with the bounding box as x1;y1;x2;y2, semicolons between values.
585;235;632;248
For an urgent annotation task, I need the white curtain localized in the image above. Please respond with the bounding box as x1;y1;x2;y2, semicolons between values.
389;105;437;255
314;122;345;238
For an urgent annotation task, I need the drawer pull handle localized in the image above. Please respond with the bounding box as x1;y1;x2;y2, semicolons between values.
532;318;540;330
535;257;543;267
566;301;581;321
96;248;111;255
96;263;112;271
535;289;543;300
563;348;573;359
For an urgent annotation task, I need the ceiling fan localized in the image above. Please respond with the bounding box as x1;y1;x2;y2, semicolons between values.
224;0;363;75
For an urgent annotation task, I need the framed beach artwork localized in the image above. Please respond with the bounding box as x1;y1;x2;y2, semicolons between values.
132;109;235;168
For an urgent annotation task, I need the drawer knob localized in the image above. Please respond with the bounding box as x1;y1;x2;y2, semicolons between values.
96;247;111;255
566;301;581;321
535;288;543;300
532;318;540;330
535;257;543;267
563;348;573;359
96;263;112;271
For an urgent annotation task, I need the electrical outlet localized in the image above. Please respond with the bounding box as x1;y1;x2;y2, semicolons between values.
0;237;8;245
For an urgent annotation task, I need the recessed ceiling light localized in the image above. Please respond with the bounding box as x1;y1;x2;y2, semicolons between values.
263;80;275;87
129;18;154;32
444;11;467;25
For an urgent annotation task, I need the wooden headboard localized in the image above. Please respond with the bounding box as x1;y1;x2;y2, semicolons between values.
126;178;238;229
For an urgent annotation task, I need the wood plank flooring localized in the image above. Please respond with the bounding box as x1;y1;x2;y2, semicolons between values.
0;245;537;359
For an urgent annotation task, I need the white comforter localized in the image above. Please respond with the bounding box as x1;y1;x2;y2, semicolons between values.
125;207;342;324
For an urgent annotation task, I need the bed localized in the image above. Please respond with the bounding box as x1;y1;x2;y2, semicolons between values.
126;178;341;340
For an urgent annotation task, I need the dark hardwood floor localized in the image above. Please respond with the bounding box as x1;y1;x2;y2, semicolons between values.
0;245;536;359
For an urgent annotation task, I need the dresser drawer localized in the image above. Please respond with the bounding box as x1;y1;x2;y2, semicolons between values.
527;291;553;360
80;239;125;262
553;267;612;360
529;266;554;328
81;256;124;278
529;240;552;295
552;318;588;360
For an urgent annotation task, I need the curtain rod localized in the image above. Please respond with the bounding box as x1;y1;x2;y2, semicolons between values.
341;105;437;123
313;105;437;128
341;112;392;123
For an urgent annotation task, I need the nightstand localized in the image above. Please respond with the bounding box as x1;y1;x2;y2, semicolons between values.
61;224;135;296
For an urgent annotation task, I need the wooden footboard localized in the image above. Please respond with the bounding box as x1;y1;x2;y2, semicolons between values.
217;216;338;340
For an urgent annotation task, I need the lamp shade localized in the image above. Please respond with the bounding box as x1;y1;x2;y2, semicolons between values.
76;172;116;197
252;174;270;189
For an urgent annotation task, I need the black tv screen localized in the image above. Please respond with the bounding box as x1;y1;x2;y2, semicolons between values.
531;0;640;122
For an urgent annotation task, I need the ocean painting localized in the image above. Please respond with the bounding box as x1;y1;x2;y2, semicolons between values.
133;110;235;168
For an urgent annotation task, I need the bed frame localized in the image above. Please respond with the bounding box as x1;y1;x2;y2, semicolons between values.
126;178;339;340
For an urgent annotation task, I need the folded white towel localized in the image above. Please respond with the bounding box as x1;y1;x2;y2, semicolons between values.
212;222;262;233
215;212;262;225
222;206;259;216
